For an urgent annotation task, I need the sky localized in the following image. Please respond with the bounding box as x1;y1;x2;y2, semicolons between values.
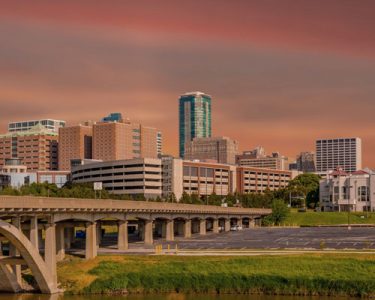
1;0;375;167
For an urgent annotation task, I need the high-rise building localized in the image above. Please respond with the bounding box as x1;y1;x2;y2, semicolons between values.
58;125;93;170
157;132;162;157
236;147;288;170
296;152;316;173
184;136;239;165
0;123;58;171
316;138;362;172
8;119;65;133
179;91;212;158
92;121;158;161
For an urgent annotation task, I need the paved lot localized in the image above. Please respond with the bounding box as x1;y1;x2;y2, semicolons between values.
159;227;375;250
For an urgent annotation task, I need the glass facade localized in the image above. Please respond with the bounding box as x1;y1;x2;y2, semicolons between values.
179;92;212;158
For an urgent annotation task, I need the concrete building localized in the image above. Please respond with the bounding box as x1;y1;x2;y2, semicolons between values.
237;167;293;194
161;155;183;200
184;136;238;165
295;151;316;172
316;138;362;172
157;132;162;157
8;119;65;133
71;158;162;199
0;124;58;171
179;91;212;158
58;125;93;170
319;168;375;212
93;121;158;161
236;147;288;170
182;160;237;197
0;158;27;174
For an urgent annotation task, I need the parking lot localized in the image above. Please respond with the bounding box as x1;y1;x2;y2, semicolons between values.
161;227;375;250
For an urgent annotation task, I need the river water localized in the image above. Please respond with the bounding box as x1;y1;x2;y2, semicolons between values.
0;295;357;300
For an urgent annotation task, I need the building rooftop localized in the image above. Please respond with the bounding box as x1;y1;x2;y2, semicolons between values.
0;123;58;138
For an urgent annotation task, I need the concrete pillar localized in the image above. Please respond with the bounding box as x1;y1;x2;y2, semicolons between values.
85;222;97;260
139;222;145;240
65;227;74;249
118;221;128;250
144;220;153;245
249;219;256;228
200;219;206;235
213;219;219;234
225;219;231;232
44;222;57;283
29;216;39;250
96;223;102;249
56;224;65;261
184;219;192;238
161;222;167;238
166;220;174;241
238;218;243;227
10;217;22;286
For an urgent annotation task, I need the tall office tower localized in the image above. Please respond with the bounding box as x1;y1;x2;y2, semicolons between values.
8;119;65;133
157;132;162;157
296;152;316;173
179;91;212;158
0;123;58;171
92;121;158;161
236;147;288;170
184;136;239;165
58;125;93;170
316;138;362;172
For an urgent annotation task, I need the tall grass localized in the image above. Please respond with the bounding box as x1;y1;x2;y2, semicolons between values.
56;255;375;296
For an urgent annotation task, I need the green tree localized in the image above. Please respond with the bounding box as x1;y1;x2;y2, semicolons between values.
288;173;321;209
180;191;191;204
263;199;290;226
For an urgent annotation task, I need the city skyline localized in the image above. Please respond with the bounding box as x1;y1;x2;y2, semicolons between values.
1;0;375;167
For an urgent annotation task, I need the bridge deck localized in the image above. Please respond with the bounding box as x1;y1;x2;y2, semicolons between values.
0;196;271;216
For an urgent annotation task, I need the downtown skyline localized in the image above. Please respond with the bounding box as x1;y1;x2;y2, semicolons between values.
1;0;375;167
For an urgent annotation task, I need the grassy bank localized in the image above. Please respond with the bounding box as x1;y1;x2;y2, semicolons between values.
58;254;375;297
284;211;375;226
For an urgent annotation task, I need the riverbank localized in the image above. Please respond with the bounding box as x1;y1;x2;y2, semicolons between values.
57;254;375;297
284;211;375;226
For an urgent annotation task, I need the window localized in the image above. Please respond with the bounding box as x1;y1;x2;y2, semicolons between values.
358;186;369;202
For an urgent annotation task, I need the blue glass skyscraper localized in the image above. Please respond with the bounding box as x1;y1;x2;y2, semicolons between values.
179;92;212;158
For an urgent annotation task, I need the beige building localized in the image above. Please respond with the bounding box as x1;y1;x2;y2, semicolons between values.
237;167;294;194
182;160;237;197
92;121;158;161
58;125;93;170
0;124;58;171
236;147;288;170
184;136;238;165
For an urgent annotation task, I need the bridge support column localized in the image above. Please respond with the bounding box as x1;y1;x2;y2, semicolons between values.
213;219;219;234
85;222;97;260
249;219;256;228
65;227;74;249
10;217;22;286
30;216;39;250
199;219;206;235
56;224;65;261
224;219;231;232
144;220;153;246
96;223;102;249
166;220;174;241
184;219;192;238
44;222;57;283
118;221;128;250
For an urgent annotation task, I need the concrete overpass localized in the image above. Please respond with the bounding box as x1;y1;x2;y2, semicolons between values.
0;195;271;294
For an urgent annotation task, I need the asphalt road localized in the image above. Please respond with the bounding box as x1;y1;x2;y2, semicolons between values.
158;227;375;250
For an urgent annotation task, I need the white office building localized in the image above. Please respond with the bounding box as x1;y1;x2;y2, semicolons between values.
320;168;375;212
316;138;362;173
